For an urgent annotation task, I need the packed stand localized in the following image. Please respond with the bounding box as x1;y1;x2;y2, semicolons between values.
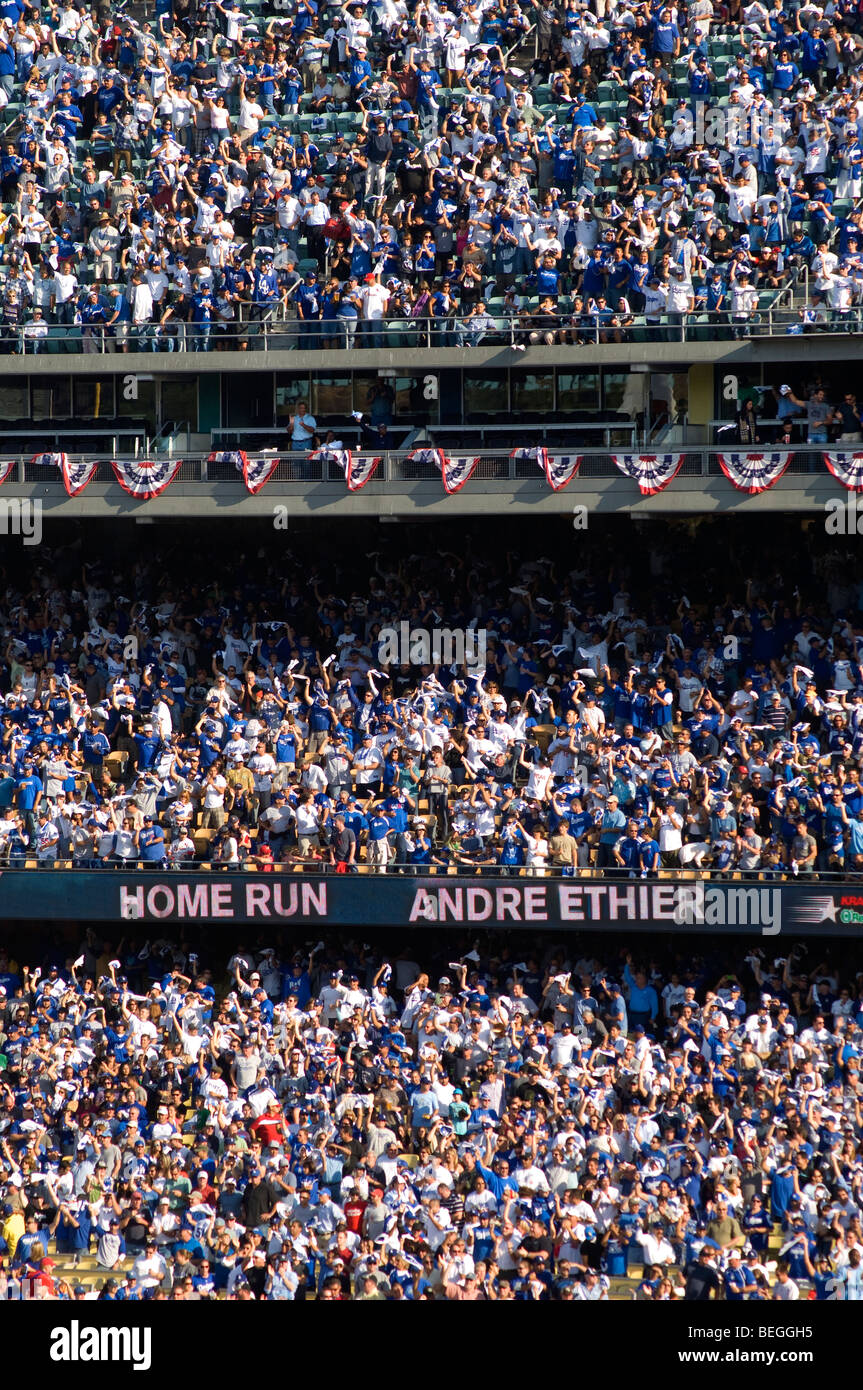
0;521;860;878
0;0;860;351
2;929;863;1301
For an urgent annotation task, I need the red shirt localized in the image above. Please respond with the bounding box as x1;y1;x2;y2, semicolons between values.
343;1196;367;1235
251;1114;284;1147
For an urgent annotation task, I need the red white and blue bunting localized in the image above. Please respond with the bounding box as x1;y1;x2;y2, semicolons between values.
441;454;480;494
511;446;582;491
31;451;99;496
406;448;480;495
31;451;67;471
0;459;17;486
244;454;281;494
62;457;99;496
208;449;247;476
613;453;684;496
311;447;381;491
718;452;793;494
207;448;281;495
825;452;863;491
111;458;184;499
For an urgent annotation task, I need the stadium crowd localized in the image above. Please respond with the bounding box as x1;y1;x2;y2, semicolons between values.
2;927;863;1301
0;0;860;350
0;520;859;878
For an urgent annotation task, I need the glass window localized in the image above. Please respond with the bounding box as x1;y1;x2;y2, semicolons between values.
275;372;309;424
395;375;439;423
31;378;71;420
0;384;28;421
603;371;644;416
159;378;198;431
511;372;554;414
353;373;432;423
648;372;688;433
225;372;275;428
352;373;380;415
116;377;156;430
73;377;115;419
557;371;599;413
463;371;508;420
365;380;396;430
311;376;352;418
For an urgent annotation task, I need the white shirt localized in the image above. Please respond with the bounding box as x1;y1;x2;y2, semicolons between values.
360;284;390;320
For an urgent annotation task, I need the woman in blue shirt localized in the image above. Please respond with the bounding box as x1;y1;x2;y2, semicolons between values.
415;230;437;286
348;229;372;280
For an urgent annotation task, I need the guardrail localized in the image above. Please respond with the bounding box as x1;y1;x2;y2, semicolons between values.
2;303;855;354
14;861;862;881
0;446;853;487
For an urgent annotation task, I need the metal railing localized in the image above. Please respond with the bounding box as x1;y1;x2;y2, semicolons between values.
0;446;852;487
145;419;189;456
211;419;642;451
4;303;861;355
0;428;145;454
7;859;863;882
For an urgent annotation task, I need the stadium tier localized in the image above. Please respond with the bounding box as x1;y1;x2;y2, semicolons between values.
3;0;863;1317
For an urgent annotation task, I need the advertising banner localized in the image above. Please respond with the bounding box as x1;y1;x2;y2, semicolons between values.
0;872;861;935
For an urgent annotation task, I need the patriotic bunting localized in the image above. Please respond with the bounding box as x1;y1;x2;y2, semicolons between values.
613;453;684;495
311;445;351;473
345;453;381;491
718;452;793;494
0;459;16;486
407;447;446;471
62;457;99;496
207;448;280;495
312;447;381;491
545;452;582;491
441;453;480;494
111;458;183;499
825;452;863;491
32;446;863;501
406;448;479;494
511;446;548;471
243;454;281;494
510;447;582;490
31;451;68;471
208;449;248;472
31;451;99;496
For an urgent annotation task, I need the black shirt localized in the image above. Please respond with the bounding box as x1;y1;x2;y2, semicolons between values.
684;1259;721;1300
332;827;356;863
366;131;393;164
242;1177;277;1227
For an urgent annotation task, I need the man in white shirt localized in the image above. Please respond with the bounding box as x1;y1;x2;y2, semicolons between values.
248;741;277;821
131;1238;169;1291
359;276;390;347
634;1220;676;1265
51;259;77;324
771;1264;800;1300
237;77;264;144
